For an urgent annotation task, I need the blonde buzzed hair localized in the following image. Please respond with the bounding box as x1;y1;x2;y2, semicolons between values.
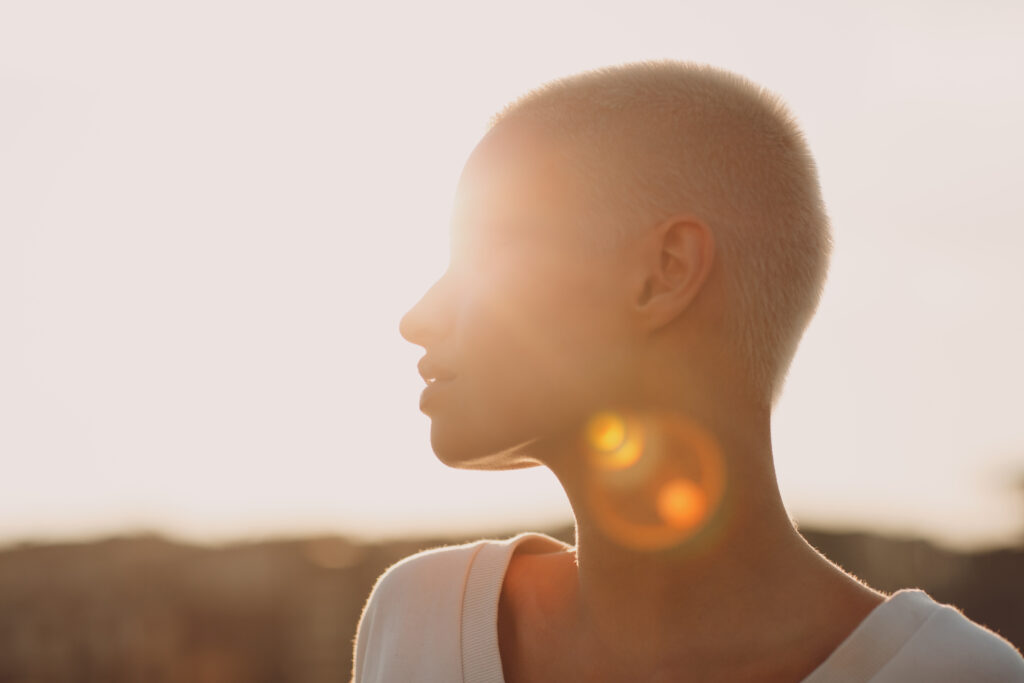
490;61;832;407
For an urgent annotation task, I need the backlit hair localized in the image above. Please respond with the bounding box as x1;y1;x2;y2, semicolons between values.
490;61;832;407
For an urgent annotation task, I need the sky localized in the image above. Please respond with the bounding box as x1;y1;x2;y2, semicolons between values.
1;0;1022;551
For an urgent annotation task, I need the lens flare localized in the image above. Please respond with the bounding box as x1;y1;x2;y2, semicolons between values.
582;410;726;552
585;412;643;471
656;478;708;530
587;412;626;451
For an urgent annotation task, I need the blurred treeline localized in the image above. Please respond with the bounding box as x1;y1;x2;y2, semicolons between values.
0;525;1021;682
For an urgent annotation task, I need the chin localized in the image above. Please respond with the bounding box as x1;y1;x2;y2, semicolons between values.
430;427;547;471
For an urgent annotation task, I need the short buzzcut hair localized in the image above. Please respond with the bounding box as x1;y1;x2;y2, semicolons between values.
490;61;832;407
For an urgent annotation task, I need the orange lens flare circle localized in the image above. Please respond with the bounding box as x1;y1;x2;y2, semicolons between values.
657;478;708;530
585;412;643;471
582;410;726;552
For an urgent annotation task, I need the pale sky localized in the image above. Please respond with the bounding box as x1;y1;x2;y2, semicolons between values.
1;0;1022;551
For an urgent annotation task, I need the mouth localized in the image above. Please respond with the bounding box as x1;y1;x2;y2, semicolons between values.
417;357;457;386
420;376;455;409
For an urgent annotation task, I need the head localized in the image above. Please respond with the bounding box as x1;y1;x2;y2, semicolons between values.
399;60;831;471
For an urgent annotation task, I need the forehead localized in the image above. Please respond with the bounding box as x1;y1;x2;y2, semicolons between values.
450;121;592;253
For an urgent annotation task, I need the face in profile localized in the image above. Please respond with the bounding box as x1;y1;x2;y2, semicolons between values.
399;121;640;470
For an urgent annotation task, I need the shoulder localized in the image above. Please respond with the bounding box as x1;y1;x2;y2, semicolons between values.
350;538;498;683
369;539;486;600
358;538;489;634
880;591;1024;682
351;532;571;682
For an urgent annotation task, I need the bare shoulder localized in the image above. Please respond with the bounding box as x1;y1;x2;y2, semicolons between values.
501;540;581;614
498;546;579;683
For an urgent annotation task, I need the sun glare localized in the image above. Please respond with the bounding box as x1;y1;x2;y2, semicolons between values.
657;478;708;530
585;411;644;471
582;411;726;552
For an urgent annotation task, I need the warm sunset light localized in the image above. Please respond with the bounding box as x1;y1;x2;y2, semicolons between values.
1;1;1022;554
4;6;1024;681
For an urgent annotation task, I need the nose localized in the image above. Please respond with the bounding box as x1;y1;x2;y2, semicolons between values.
399;269;454;347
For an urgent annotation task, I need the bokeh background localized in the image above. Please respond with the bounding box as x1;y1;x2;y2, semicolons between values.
2;0;1022;680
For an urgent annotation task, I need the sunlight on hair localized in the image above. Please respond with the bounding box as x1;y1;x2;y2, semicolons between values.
493;61;833;406
582;411;726;551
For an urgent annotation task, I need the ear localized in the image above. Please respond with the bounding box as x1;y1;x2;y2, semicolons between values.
633;216;715;332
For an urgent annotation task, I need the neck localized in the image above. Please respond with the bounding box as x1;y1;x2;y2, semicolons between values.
539;399;828;662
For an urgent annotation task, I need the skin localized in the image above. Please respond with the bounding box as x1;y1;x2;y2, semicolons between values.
399;117;885;682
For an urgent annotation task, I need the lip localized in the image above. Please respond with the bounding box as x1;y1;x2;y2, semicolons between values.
419;377;455;410
418;358;457;384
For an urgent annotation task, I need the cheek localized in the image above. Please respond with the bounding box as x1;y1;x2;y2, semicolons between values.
456;260;626;420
